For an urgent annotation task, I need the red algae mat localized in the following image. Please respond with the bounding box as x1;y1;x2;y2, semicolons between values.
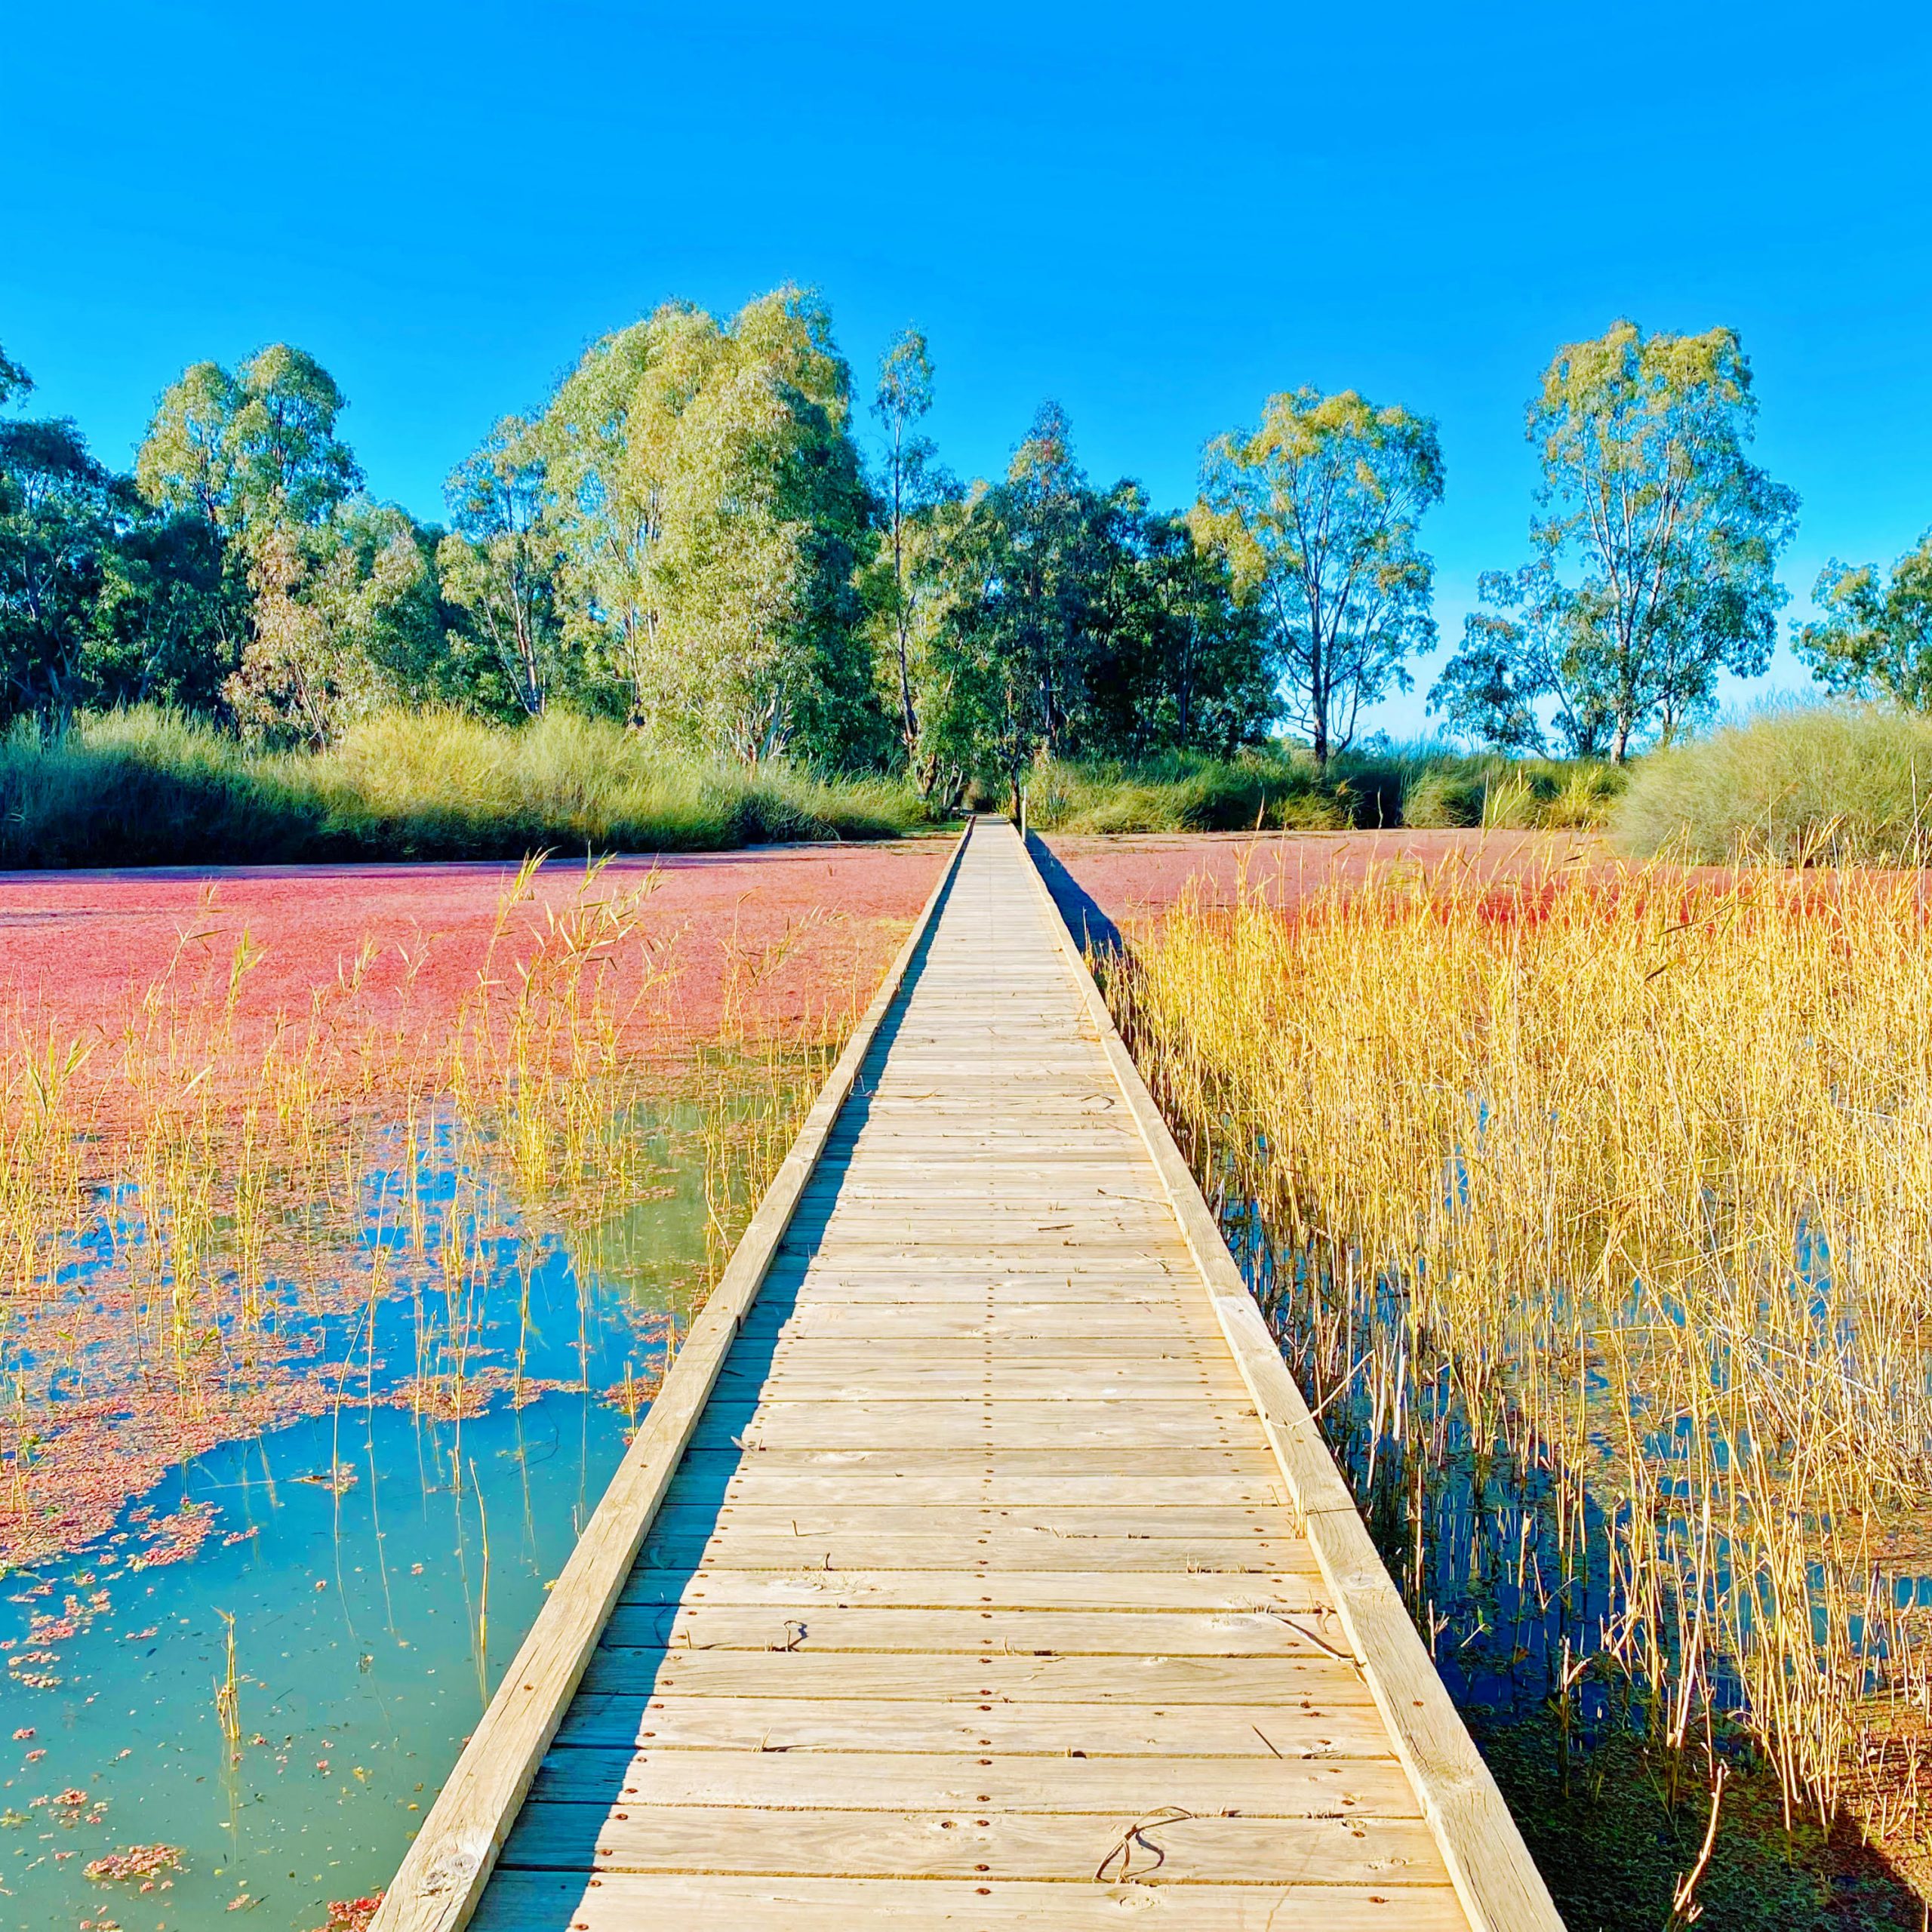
0;839;952;1576
0;838;955;1045
1041;828;1602;930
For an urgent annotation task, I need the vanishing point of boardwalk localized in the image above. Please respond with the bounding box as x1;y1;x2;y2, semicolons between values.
374;819;1561;1930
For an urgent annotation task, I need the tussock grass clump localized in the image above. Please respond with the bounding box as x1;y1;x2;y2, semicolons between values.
1115;861;1932;1850
1614;704;1932;865
0;707;943;869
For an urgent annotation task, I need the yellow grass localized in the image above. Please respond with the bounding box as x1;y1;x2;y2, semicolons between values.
1111;851;1932;1847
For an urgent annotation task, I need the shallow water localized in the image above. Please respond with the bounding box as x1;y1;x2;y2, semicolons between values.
1;1096;729;1932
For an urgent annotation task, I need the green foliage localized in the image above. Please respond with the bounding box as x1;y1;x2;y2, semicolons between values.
0;343;31;410
1435;320;1798;761
1793;531;1932;709
137;344;361;537
926;408;1276;807
1021;744;1620;835
0;707;948;868
531;287;881;761
867;326;949;766
1198;386;1443;767
1613;703;1932;865
0;412;242;719
438;417;569;716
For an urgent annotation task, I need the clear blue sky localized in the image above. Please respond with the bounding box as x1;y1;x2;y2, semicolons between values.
6;0;1930;737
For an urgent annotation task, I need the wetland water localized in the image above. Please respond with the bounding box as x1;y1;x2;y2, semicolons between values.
1;1092;740;1932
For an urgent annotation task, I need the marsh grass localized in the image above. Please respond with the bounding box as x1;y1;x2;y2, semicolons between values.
0;855;846;1572
0;706;946;868
1024;746;1625;835
1616;705;1932;866
1112;854;1932;1866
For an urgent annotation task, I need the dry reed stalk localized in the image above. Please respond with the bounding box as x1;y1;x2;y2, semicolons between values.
1112;851;1932;1847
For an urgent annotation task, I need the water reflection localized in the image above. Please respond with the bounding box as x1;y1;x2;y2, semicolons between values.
1;1094;728;1932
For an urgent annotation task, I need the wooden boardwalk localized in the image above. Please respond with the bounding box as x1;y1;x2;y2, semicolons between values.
375;819;1560;1932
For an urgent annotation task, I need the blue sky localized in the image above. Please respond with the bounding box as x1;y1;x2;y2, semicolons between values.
5;0;1930;737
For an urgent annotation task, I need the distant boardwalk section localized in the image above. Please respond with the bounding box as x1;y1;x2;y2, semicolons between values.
372;818;1561;1931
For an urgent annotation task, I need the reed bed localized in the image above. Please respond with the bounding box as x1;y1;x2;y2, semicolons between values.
0;857;849;1575
1110;854;1932;1867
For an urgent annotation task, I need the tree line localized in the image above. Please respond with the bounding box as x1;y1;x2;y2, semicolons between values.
3;293;1924;789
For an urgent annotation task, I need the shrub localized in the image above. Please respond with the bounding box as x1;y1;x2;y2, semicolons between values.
1613;705;1932;865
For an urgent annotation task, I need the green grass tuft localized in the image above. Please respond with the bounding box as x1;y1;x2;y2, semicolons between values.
1613;705;1932;866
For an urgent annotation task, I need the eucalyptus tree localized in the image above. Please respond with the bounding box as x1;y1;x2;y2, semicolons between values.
137;345;361;539
1096;510;1274;757
1429;561;1615;756
534;287;879;761
869;327;952;764
1793;532;1932;710
438;417;566;715
137;346;371;742
1435;321;1798;761
1198;388;1442;768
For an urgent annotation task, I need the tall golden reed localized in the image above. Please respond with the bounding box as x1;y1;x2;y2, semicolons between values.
1112;851;1932;1841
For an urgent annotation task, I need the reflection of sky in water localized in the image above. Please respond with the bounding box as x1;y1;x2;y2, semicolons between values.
1;1099;721;1932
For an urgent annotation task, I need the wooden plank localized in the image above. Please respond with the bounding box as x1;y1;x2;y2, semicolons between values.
598;1604;1343;1656
688;1401;1260;1451
644;1504;1290;1538
365;829;972;1932
728;1372;1248;1401
579;1651;1376;1706
475;1871;1474;1930
617;1568;1324;1611
553;1694;1407;1759
635;1534;1315;1575
499;1803;1450;1886
527;1746;1422;1815
666;1445;1282;1478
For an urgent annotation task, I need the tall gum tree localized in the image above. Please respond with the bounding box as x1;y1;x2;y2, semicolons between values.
1435;320;1798;761
1197;388;1442;769
534;286;877;762
137;346;369;743
869;328;947;769
1793;532;1932;712
439;417;565;717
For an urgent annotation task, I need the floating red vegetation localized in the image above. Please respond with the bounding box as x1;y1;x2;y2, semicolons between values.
310;1891;383;1931
0;843;950;1576
83;1842;180;1883
0;844;951;1050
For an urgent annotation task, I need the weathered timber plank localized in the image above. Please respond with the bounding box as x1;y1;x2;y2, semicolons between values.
499;1804;1450;1886
474;1871;1472;1930
617;1567;1323;1610
552;1694;1403;1759
579;1651;1376;1706
598;1604;1343;1656
635;1534;1308;1574
526;1746;1420;1816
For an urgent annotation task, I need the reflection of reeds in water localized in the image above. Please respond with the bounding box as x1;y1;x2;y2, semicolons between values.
1111;854;1932;1854
214;1607;240;1764
0;857;857;1574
